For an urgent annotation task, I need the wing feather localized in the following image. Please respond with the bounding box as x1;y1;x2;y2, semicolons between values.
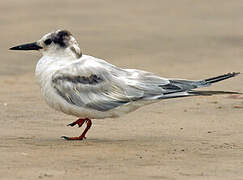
51;56;190;111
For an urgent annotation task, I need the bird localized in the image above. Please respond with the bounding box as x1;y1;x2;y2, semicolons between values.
10;29;240;140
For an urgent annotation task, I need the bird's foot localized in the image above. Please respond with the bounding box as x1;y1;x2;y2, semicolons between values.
63;118;92;141
61;135;86;141
67;118;89;127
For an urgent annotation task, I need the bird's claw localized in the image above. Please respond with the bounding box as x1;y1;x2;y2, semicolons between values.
61;136;86;141
67;122;76;127
66;123;82;128
67;118;87;128
64;118;91;140
61;136;70;140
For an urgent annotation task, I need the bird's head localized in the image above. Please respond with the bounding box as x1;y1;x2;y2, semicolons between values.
10;30;82;59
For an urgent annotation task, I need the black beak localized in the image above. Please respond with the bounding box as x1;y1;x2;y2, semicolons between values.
9;42;42;51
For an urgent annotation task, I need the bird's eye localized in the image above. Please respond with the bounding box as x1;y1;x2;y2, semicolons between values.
44;39;52;45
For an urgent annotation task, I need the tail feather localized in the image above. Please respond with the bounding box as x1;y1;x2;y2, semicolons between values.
160;90;241;99
159;72;240;99
191;72;240;96
188;90;242;96
203;72;240;84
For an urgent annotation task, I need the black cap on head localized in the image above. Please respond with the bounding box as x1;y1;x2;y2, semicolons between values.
52;30;72;48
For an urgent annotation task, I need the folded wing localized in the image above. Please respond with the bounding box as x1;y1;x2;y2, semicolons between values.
51;57;200;111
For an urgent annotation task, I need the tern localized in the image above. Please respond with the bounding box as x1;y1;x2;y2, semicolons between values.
10;30;240;140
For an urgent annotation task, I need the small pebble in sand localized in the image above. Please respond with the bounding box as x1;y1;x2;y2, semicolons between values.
233;105;243;109
38;173;53;179
228;95;243;99
21;152;28;156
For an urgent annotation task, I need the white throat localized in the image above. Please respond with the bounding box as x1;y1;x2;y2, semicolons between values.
41;44;81;60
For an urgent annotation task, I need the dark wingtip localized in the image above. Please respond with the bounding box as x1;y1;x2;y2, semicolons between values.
189;90;242;96
233;72;240;76
9;46;18;50
204;72;240;84
222;72;240;77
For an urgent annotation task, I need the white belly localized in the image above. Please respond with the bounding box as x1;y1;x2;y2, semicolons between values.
35;56;156;119
38;78;154;119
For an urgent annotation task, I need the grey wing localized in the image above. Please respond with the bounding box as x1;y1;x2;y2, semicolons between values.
51;59;146;112
124;69;204;98
51;58;202;112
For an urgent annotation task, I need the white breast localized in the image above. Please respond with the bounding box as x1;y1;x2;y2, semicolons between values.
35;56;65;112
34;56;115;119
35;56;156;119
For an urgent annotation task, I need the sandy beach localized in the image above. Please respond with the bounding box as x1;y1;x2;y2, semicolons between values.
0;0;243;179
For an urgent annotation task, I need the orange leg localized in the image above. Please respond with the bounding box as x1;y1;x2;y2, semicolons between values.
62;118;92;140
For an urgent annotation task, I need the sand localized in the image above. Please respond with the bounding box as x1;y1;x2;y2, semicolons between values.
0;0;243;179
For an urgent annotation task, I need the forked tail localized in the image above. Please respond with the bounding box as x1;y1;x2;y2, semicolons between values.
203;72;240;84
189;72;240;96
160;72;240;99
